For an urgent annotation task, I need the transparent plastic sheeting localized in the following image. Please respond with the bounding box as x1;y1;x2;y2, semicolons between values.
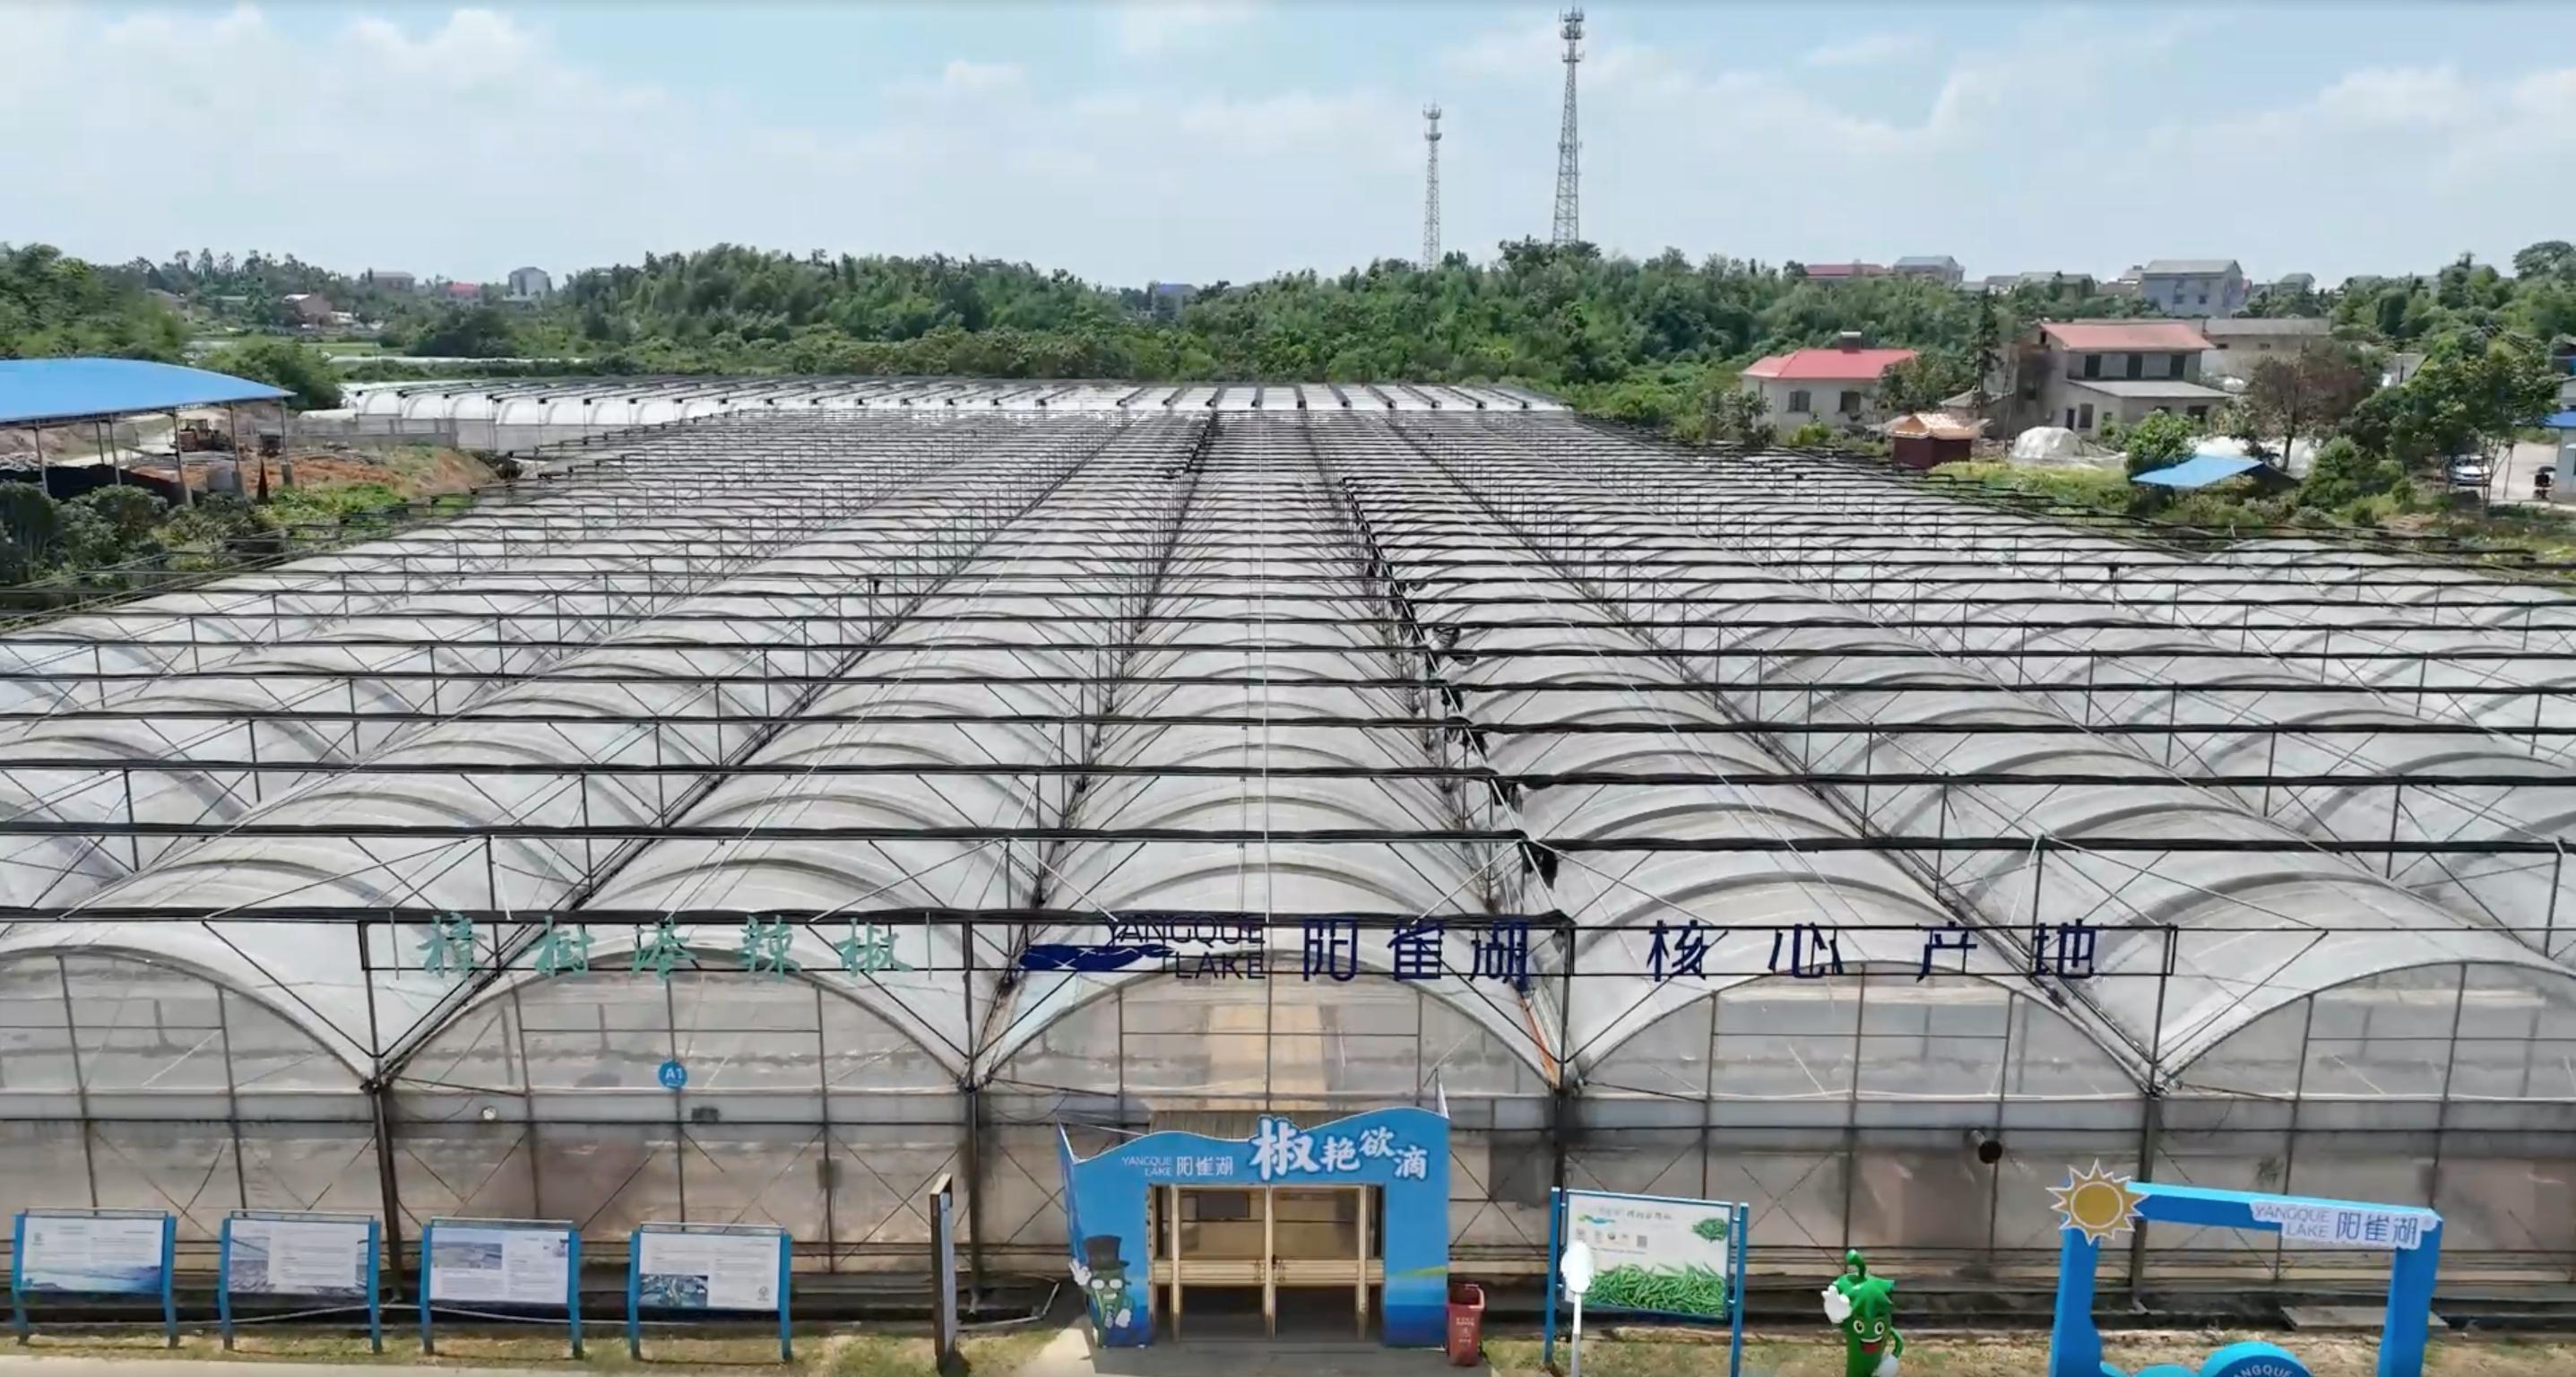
0;407;2570;1277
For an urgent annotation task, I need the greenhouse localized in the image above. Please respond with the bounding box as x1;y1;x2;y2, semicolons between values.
0;394;2570;1305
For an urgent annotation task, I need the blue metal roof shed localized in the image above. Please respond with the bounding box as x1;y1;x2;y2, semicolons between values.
2131;452;2283;489
0;358;288;428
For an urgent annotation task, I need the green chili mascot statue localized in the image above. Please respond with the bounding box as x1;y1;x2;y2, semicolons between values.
1820;1250;1903;1377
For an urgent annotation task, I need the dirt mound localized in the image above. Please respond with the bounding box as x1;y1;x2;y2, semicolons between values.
126;444;498;498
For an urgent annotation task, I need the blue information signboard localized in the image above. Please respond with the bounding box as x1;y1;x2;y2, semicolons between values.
1542;1188;1747;1377
627;1222;792;1362
657;1061;687;1091
417;1217;583;1357
218;1211;384;1352
10;1209;177;1346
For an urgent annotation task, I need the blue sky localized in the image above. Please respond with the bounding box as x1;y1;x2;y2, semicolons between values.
8;3;2576;288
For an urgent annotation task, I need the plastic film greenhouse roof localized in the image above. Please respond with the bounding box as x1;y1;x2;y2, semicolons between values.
1;397;2571;1092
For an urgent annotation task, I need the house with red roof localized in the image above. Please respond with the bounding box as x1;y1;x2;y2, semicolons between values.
1740;333;1917;431
2027;319;2226;438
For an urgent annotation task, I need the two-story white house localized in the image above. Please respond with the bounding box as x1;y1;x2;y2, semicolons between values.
2027;320;2226;437
2139;259;2249;317
1741;333;1917;430
2193;316;2331;384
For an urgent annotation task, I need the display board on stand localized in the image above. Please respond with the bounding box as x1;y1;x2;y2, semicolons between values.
627;1222;792;1362
218;1211;383;1352
1542;1189;1747;1377
417;1217;583;1357
10;1209;177;1346
2045;1163;2442;1377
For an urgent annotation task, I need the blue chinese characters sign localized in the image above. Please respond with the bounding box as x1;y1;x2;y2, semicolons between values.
1055;1106;1451;1347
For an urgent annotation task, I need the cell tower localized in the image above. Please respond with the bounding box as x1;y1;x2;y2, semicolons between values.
1422;103;1443;270
1552;8;1584;246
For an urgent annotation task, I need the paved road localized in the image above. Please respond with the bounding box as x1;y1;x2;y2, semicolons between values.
1020;1328;1489;1377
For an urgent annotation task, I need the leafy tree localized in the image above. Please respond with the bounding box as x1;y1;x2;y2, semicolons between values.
1705;386;1772;446
201;338;343;411
411;305;520;359
2242;282;2326;318
0;243;186;360
0;483;61;579
1876;351;1970;416
2346;334;2559;475
2239;342;2373;475
2513;240;2576;281
54;502;125;569
1967;288;2003;416
2122;410;2199;477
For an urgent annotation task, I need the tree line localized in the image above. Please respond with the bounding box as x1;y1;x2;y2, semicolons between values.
7;237;2573;455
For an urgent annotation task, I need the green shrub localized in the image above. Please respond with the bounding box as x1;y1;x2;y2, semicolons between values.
1926;461;2129;513
73;486;167;544
0;483;61;568
2122;410;2199;477
54;504;127;568
2300;435;2407;509
159;493;264;554
1785;420;1836;447
199;338;344;411
2161;484;2292;533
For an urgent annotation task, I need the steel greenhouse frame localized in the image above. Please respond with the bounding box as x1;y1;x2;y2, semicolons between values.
0;393;2570;1303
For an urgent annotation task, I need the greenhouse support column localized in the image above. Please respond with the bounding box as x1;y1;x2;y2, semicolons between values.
2546;845;2563;957
962;914;985;1304
2124;1089;2162;1302
361;926;410;1293
1550;910;1578;1193
814;984;838;1273
217;985;249;1208
2422;965;2470;1217
2126;926;2177;1302
56;956;102;1209
961;1082;986;1304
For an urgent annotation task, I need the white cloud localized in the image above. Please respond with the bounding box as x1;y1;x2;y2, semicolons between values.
1107;1;1260;58
1799;31;1923;68
8;4;2576;289
0;5;1415;286
1439;13;1566;82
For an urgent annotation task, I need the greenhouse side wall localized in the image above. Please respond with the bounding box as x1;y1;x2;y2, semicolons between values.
2;951;2569;1289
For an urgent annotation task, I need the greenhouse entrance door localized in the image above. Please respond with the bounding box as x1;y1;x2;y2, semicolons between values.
1152;1183;1379;1339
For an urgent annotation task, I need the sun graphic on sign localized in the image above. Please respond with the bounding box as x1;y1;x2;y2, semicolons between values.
2048;1162;2145;1243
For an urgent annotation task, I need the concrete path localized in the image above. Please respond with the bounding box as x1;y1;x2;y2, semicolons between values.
0;1363;558;1377
1020;1328;1491;1377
